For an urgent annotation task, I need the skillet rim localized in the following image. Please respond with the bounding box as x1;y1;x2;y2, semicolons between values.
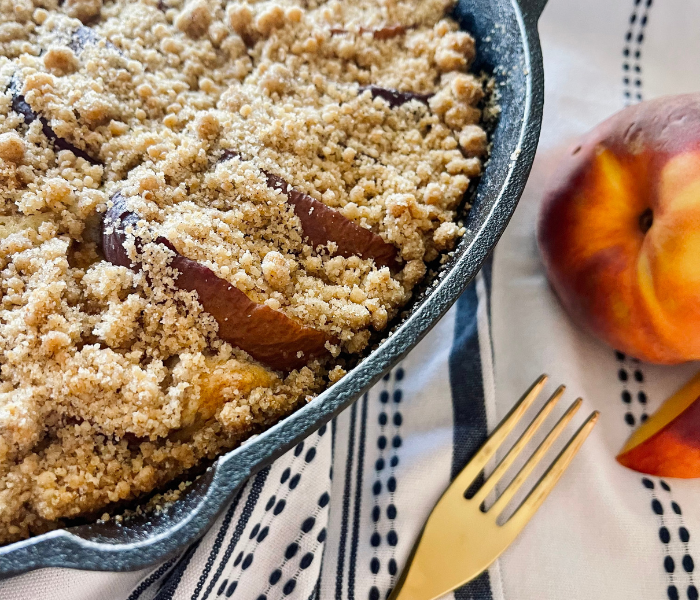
0;0;546;577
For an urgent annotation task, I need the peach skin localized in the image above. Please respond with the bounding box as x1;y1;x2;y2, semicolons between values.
618;372;700;477
538;94;700;363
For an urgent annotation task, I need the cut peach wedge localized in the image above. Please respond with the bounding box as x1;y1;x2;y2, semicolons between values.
617;373;700;477
102;193;334;372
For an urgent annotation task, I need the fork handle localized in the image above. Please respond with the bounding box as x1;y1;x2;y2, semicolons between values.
386;530;425;600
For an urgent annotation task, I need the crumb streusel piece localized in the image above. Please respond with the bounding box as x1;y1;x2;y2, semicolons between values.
0;0;486;543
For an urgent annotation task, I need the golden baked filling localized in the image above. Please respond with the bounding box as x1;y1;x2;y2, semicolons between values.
0;0;487;542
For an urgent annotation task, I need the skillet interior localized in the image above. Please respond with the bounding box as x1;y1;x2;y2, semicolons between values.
0;0;546;577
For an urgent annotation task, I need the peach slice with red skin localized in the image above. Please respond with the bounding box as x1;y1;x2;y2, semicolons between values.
329;26;433;109
218;151;399;270
6;26;118;165
617;373;700;477
264;172;399;270
358;86;431;109
8;74;100;165
102;193;333;372
538;94;700;363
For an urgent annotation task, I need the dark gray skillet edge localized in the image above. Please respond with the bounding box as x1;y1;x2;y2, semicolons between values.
0;0;546;577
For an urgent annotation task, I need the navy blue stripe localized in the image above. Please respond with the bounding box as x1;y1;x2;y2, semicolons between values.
200;467;270;600
448;274;493;600
190;483;247;600
449;277;490;475
348;393;369;600
153;540;201;600
128;557;177;600
335;401;358;600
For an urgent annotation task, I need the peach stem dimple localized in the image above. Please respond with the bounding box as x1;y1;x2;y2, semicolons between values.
639;208;653;234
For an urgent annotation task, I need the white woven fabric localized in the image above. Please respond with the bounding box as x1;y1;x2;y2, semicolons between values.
491;1;700;599
2;1;699;598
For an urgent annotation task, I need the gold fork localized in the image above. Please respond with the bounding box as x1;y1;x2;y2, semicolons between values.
388;375;599;600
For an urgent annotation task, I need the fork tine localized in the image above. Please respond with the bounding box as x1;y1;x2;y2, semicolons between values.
489;397;582;519
387;387;597;600
472;385;565;506
507;411;599;526
451;375;548;492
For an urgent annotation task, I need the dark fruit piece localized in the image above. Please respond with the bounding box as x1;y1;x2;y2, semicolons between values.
359;85;431;108
101;192;140;267
217;151;398;270
158;239;332;371
361;25;407;40
69;26;99;53
102;193;334;371
330;25;408;40
265;173;399;270
69;26;120;54
7;75;101;164
218;149;241;164
82;212;105;248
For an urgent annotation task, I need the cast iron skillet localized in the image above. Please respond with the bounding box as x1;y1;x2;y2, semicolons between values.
0;0;548;577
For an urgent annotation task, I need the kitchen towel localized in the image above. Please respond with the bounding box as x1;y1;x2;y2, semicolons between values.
2;0;700;598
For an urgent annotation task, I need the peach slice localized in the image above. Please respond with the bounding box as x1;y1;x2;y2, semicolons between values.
265;173;399;270
8;74;100;165
218;151;399;270
617;373;700;477
7;27;119;165
0;214;53;237
359;85;432;108
102;193;333;371
180;356;276;429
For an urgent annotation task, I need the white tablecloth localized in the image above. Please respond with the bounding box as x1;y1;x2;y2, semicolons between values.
3;0;700;598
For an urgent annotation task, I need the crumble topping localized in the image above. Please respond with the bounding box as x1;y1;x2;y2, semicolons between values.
0;0;486;542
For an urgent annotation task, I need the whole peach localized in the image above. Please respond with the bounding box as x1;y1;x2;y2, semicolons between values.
538;94;700;364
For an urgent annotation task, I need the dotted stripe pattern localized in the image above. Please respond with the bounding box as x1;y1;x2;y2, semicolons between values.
618;5;697;598
257;489;330;599
642;478;697;600
615;345;697;593
258;424;332;600
368;367;404;600
214;429;326;599
615;351;648;427
198;468;270;600
622;0;652;104
190;484;249;600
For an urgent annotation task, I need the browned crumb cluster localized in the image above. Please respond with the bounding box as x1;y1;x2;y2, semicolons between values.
0;0;487;543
